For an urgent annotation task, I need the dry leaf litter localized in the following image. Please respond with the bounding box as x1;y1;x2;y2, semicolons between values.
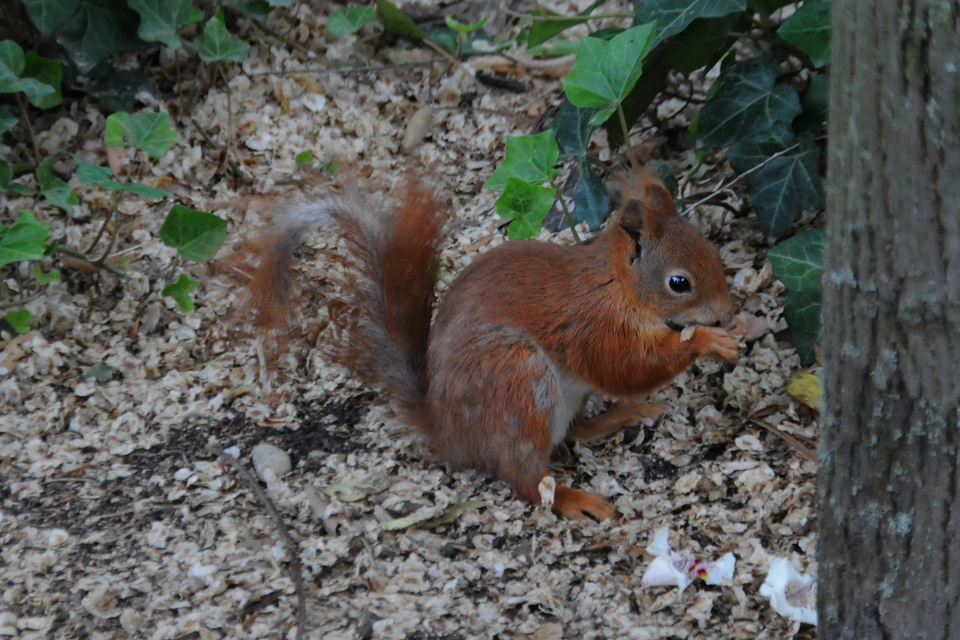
0;3;818;639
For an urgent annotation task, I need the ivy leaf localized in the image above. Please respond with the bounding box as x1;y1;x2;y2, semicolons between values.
495;178;556;240
159;204;227;263
36;159;79;213
483;131;559;192
196;9;251;62
162;273;199;312
778;0;831;68
571;158;610;230
0;106;15;135
184;5;204;25
796;73;829;131
220;0;271;22
647;160;679;197
4;309;33;333
79;68;154;112
327;6;377;35
0;211;50;267
767;228;824;364
105;111;178;158
22;0;81;37
73;155;173;198
698;57;801;147
375;0;424;42
527;2;604;48
636;0;745;49
128;0;194;49
727;131;824;241
0;41;59;108
563;22;658;126
55;1;144;73
32;266;60;283
548;103;597;158
663;16;740;74
21;52;63;109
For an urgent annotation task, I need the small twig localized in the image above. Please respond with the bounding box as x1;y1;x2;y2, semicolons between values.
249;18;314;57
208;448;306;640
94;198;123;266
220;64;235;153
0;293;41;311
421;37;476;82
248;59;443;77
109;241;155;258
685;142;803;212
52;246;126;278
15;93;41;166
748;418;817;463
85;191;122;254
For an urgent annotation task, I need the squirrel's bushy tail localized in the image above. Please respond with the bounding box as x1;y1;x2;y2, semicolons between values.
245;180;447;422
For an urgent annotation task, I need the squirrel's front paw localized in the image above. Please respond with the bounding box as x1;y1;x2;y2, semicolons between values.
695;326;740;363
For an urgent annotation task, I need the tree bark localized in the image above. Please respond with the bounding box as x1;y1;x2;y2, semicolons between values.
819;1;960;638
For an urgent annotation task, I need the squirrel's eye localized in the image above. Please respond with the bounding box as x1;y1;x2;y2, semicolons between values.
669;275;691;293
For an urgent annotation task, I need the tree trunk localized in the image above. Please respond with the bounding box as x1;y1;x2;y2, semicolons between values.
819;1;960;638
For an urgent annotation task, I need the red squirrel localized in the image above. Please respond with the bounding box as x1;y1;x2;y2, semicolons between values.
243;171;738;520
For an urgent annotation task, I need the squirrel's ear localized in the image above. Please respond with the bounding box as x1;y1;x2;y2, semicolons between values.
618;198;655;239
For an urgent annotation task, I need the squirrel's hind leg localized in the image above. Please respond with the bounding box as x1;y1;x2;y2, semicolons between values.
428;331;615;520
568;400;667;442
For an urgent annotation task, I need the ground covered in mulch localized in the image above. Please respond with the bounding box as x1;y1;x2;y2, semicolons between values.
1;2;818;638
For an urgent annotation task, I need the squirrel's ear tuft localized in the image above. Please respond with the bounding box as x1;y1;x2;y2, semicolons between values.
619;198;653;238
617;169;676;238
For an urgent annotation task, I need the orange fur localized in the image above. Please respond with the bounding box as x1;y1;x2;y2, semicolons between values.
238;172;736;521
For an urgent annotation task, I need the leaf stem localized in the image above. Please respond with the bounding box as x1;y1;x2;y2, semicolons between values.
683;141;804;211
95;193;124;266
616;103;643;172
551;181;582;243
0;294;41;311
15;93;41;166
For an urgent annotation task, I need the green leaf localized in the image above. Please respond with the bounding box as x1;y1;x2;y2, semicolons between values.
196;9;251;62
21;52;63;109
662;16;739;74
32;266;60;283
796;72;829;131
266;0;293;5
563;23;658;126
444;15;487;35
73;155;173;198
483;131;559;192
85;362;115;381
604;56;668;148
105;111;178;158
4;309;33;333
0;106;15;135
496;178;556;240
220;0;272;21
295;150;313;164
22;0;81;37
697;57;802;148
636;0;745;49
159;204;227;263
571;158;609;230
548;103;597;158
79;68;154;112
327;6;378;35
0;41;58;109
375;0;424;42
129;0;193;49
325;160;342;175
727;131;824;241
0;211;50;267
184;5;204;25
0;159;11;188
162;273;199;312
527;3;601;49
55;1;144;74
36;159;79;213
767;228;824;364
778;0;831;68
